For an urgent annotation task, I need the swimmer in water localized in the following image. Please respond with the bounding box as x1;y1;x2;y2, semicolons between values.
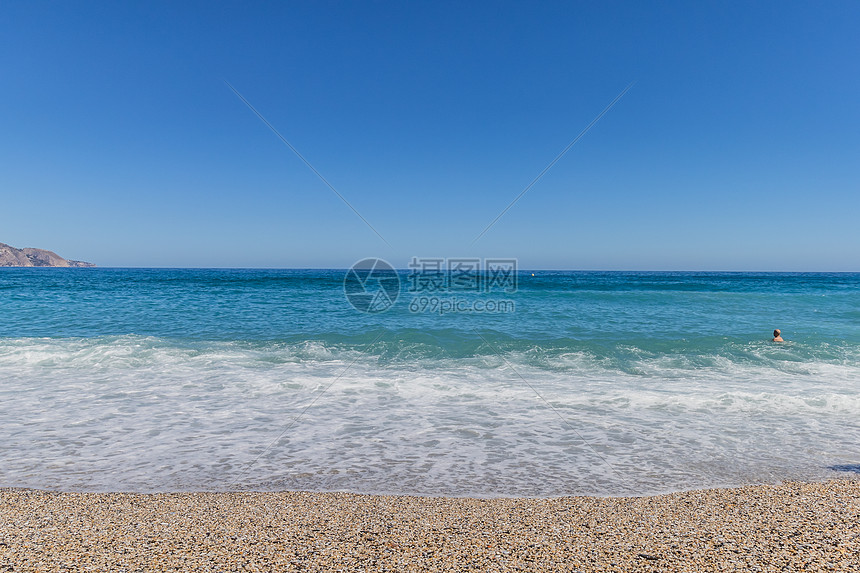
773;329;784;342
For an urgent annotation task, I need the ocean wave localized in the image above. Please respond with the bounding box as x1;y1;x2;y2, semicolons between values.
1;333;858;378
1;333;858;495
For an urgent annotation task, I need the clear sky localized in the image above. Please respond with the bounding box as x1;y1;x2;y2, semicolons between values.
2;1;858;270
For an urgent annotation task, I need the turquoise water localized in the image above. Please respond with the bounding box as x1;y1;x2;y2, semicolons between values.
1;268;858;495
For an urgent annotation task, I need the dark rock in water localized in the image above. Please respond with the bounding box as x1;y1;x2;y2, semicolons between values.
829;464;860;474
0;242;95;267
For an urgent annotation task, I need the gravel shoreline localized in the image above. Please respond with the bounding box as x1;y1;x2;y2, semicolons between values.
2;479;858;572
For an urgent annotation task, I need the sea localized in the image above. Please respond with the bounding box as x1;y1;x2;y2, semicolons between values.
1;268;858;497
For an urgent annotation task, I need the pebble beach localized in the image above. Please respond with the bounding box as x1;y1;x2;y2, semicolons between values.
2;479;858;572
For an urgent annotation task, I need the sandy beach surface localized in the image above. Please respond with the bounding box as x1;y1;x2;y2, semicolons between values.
1;479;858;572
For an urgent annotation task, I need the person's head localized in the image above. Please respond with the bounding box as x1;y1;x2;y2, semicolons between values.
773;329;781;337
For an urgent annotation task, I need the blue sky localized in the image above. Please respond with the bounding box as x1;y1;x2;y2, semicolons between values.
2;1;858;270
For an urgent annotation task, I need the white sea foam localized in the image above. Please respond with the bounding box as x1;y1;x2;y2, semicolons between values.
1;335;858;495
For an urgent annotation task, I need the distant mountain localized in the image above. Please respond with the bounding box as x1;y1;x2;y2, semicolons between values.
0;242;95;267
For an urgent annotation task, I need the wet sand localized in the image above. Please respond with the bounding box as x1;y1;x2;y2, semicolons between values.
1;479;858;572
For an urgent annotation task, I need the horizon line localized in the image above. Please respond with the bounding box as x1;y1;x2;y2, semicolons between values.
4;266;858;273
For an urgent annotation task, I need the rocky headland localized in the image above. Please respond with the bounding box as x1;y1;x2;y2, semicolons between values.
0;242;95;267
